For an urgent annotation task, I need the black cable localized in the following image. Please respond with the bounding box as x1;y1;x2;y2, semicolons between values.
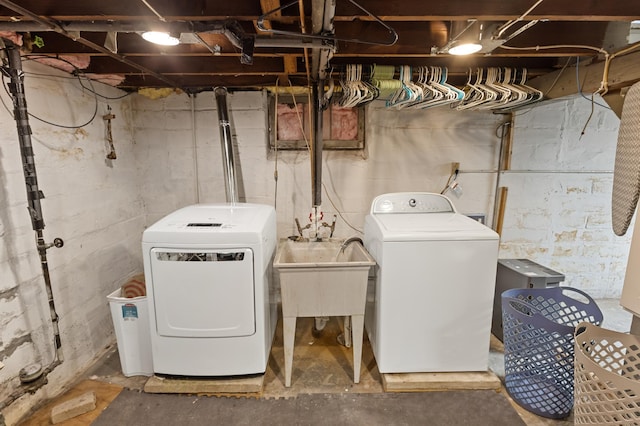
19;67;133;100
2;72;98;128
440;169;459;194
575;56;611;110
23;54;133;100
0;52;100;128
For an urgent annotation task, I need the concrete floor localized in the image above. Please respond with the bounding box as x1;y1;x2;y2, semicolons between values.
27;298;633;425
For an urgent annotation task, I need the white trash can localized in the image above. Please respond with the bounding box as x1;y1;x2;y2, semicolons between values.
107;288;153;376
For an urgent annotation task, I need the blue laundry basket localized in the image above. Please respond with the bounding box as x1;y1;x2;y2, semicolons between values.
501;287;603;419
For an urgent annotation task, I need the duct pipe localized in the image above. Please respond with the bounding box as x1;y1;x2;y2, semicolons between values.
0;41;64;408
311;80;324;206
214;87;239;204
0;20;330;50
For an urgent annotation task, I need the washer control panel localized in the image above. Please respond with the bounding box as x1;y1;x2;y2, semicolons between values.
371;193;455;214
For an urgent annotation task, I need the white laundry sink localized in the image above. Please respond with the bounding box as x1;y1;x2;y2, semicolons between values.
273;238;375;386
274;238;375;317
274;238;374;269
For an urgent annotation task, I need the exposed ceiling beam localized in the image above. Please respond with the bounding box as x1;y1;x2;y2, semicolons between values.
1;0;639;23
333;0;640;21
1;14;636;23
259;0;300;77
0;0;184;90
528;49;640;99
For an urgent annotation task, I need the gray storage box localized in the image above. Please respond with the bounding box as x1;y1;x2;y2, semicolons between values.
491;259;565;341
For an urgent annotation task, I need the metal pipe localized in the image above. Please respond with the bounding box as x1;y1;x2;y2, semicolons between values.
5;42;63;362
0;20;329;50
214;87;239;204
190;94;200;203
311;80;323;206
4;40;64;369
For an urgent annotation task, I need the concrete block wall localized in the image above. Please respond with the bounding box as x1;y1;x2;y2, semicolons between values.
133;90;629;300
0;78;630;422
499;96;629;297
0;62;143;424
132;91;505;235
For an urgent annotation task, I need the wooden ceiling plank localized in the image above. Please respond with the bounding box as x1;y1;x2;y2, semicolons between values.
331;15;640;23
528;50;640;99
260;0;298;78
1;14;634;23
333;0;640;21
0;1;263;17
283;55;298;74
84;55;285;74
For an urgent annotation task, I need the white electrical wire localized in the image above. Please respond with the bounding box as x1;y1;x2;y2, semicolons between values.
495;0;545;39
499;44;608;55
140;0;167;22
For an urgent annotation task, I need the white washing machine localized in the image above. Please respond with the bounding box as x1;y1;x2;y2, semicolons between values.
363;192;499;373
142;203;277;376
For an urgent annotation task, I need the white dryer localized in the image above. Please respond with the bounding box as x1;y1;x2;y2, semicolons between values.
142;203;277;376
363;193;499;374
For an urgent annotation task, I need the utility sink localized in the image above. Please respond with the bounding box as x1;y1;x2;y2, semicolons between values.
274;238;375;269
273;238;376;387
274;238;375;317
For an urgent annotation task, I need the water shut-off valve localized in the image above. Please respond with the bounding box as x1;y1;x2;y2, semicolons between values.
37;237;64;252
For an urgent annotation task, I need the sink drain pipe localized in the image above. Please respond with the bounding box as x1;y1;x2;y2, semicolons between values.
0;40;64;411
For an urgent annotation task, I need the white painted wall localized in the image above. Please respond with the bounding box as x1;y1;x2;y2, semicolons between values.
0;62;142;424
500;96;629;297
133;90;628;300
0;77;629;423
133;91;505;234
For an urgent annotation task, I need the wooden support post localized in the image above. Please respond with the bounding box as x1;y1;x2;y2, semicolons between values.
495;187;508;236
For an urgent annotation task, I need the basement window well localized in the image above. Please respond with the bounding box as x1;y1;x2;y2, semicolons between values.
269;95;365;150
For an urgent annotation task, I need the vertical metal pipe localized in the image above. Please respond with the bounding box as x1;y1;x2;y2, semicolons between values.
311;81;323;206
7;46;44;231
214;87;239;204
5;41;63;363
190;94;200;203
492;116;513;231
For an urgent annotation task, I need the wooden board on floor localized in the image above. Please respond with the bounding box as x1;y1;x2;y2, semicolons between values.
21;380;123;426
143;374;264;395
382;371;502;392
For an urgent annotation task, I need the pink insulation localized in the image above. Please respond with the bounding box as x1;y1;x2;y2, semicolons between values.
0;31;22;45
277;103;360;142
85;73;126;86
330;106;358;140
34;55;90;72
277;103;306;141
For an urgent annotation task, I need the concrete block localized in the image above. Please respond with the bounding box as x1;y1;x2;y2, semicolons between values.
50;391;96;424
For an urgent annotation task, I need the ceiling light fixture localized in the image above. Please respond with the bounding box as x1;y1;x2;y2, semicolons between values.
447;20;483;56
141;31;180;46
448;41;482;56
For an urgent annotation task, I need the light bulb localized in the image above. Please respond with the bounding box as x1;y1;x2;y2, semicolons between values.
141;31;180;46
448;42;482;56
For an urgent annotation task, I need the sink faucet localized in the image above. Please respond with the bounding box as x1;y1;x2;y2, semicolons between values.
340;236;363;253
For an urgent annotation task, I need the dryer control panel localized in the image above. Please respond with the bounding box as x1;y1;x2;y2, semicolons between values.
371;192;455;214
